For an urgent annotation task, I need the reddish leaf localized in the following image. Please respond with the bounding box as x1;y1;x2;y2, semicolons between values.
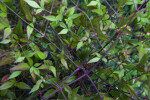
0;53;14;67
1;74;9;82
10;63;30;71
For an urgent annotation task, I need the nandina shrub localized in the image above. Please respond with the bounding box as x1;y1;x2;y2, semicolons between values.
0;0;150;100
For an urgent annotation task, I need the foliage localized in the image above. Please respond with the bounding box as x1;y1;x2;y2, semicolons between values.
0;0;150;99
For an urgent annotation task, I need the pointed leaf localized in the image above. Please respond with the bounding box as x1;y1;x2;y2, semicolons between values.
87;1;98;6
15;57;25;63
66;7;75;16
36;8;43;14
92;9;103;15
36;51;46;60
59;29;68;34
49;66;56;77
0;80;15;90
20;0;33;21
37;64;49;70
27;23;34;40
1;74;9;82
33;68;40;76
125;84;140;99
61;58;68;69
0;54;14;67
31;71;36;80
8;71;22;79
76;41;83;50
88;57;100;63
3;27;12;40
140;53;149;65
62;0;67;6
42;89;55;98
0;39;11;44
16;82;31;89
24;0;41;8
69;14;81;20
43;16;57;21
30;80;42;93
10;63;30;71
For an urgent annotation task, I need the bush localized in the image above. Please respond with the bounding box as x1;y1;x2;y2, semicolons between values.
0;0;150;99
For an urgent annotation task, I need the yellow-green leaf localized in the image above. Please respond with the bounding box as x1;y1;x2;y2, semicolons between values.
43;16;57;21
49;66;56;77
61;58;68;69
36;51;46;60
24;0;41;8
8;71;22;79
27;23;34;40
59;29;68;34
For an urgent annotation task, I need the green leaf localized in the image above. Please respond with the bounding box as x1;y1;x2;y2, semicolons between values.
115;0;127;8
125;84;140;99
0;12;7;18
27;57;33;66
68;20;73;29
25;51;35;57
59;22;67;28
20;0;33;21
24;0;41;8
66;7;75;16
3;27;12;40
113;70;124;80
30;80;42;93
140;53;149;65
49;66;56;77
62;0;67;7
0;80;15;90
36;51;46;60
36;8;43;14
10;63;30;71
92;9;103;15
30;67;34;73
29;43;40;51
65;76;76;83
16;82;31;89
37;64;49;70
0;39;11;44
34;63;41;67
8;71;22;79
27;23;34;40
141;18;150;24
98;34;109;41
43;16;57;21
61;58;68;69
88;57;100;63
64;86;72;94
59;29;68;34
15;57;25;63
0;2;7;12
123;63;136;69
139;45;147;61
33;67;40;76
56;14;63;21
87;1;98;6
40;0;44;8
0;17;9;30
42;89;55;98
69;14;81;20
76;41;83;50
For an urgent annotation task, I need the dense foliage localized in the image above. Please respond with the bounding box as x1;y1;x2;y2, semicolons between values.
0;0;150;99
